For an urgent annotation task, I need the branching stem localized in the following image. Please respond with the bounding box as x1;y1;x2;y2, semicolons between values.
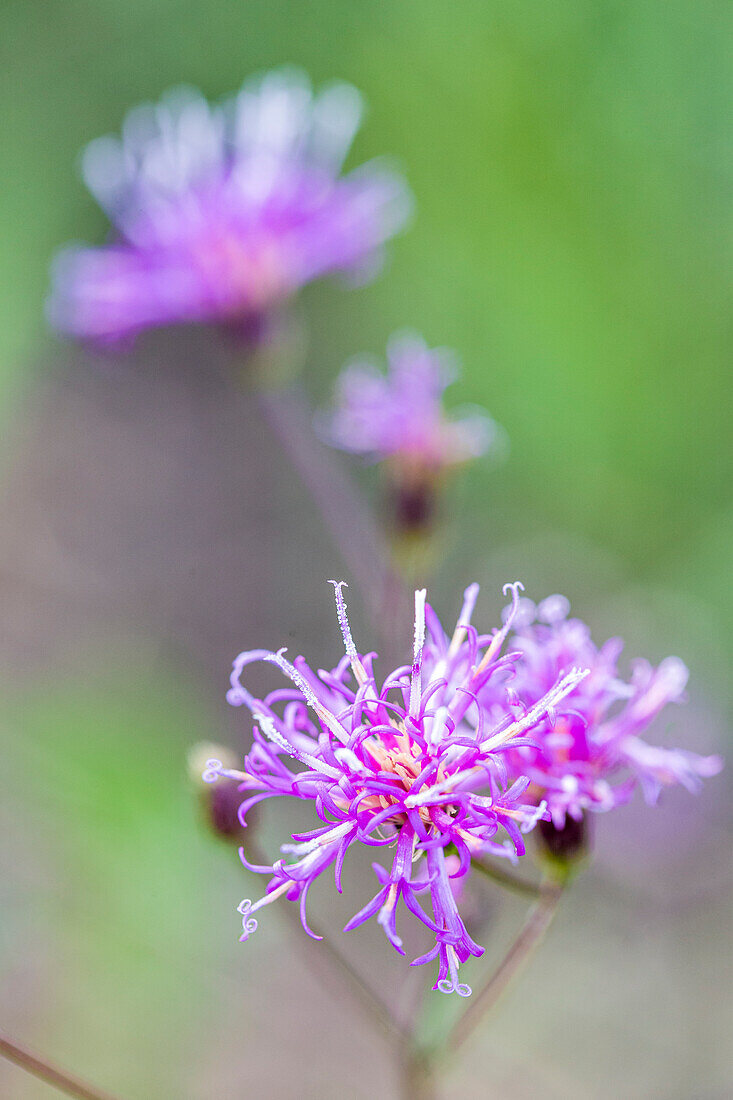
245;834;409;1049
0;1030;120;1100
470;856;543;898
256;386;410;660
447;879;565;1054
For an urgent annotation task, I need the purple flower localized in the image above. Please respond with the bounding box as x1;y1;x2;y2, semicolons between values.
205;580;587;995
47;69;411;344
494;594;723;826
321;332;503;475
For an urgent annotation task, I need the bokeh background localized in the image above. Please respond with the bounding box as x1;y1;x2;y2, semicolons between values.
1;2;731;1097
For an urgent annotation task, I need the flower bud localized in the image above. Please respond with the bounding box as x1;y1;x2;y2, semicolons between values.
389;467;437;535
535;814;590;880
187;741;253;842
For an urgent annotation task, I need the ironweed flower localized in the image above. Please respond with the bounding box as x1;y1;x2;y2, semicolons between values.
48;69;410;344
322;332;503;476
205;580;588;995
497;594;723;827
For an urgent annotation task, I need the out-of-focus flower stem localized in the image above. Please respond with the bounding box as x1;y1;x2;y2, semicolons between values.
244;833;409;1050
245;839;440;1099
256;385;410;661
403;878;565;1093
446;877;566;1055
470;855;543;898
399;1045;440;1100
0;1029;121;1100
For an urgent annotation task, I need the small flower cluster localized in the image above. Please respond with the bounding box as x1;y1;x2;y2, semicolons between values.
48;69;410;344
496;594;723;826
48;67;723;1004
48;71;497;505
48;73;497;494
323;332;502;476
206;581;588;995
205;580;721;994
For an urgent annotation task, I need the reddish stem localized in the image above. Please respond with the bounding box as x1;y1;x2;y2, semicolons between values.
0;1030;120;1100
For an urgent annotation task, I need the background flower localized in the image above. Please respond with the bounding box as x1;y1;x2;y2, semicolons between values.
322;331;503;474
47;69;411;344
3;4;730;1095
497;594;723;826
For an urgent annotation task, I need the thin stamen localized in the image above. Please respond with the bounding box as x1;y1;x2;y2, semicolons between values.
202;758;255;785
480;667;589;752
405;668;589;808
474;580;525;674
329;580;368;685
447;582;480;659
409;589;427;718
265;649;351;745
254;708;342;779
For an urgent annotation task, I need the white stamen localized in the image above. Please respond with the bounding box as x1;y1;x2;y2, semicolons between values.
264;648;350;744
201;758;253;784
329;580;368;685
202;758;224;783
406;668;591;808
237;880;293;941
409;589;427;717
427;704;449;747
437;943;472;997
447;582;480;659
479;666;589;752
280;820;354;858
334;746;366;773
475;580;525;673
519;799;548;833
254;708;341;779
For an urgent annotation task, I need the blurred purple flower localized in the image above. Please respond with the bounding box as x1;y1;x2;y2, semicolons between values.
496;593;723;827
205;580;587;995
321;333;504;475
48;69;411;344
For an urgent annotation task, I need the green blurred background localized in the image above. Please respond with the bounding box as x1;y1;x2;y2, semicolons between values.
0;2;730;1097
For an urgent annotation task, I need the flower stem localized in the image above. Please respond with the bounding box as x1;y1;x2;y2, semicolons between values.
470;856;542;898
447;879;565;1055
399;1044;440;1100
0;1030;120;1100
245;834;408;1049
256;386;410;660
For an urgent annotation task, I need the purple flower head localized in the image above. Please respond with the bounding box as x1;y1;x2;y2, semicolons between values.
322;333;503;475
495;594;723;827
47;69;411;345
205;580;588;995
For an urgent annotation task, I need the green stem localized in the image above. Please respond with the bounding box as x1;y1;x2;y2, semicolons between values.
0;1030;120;1100
447;879;565;1055
470;856;542;898
400;1043;440;1100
